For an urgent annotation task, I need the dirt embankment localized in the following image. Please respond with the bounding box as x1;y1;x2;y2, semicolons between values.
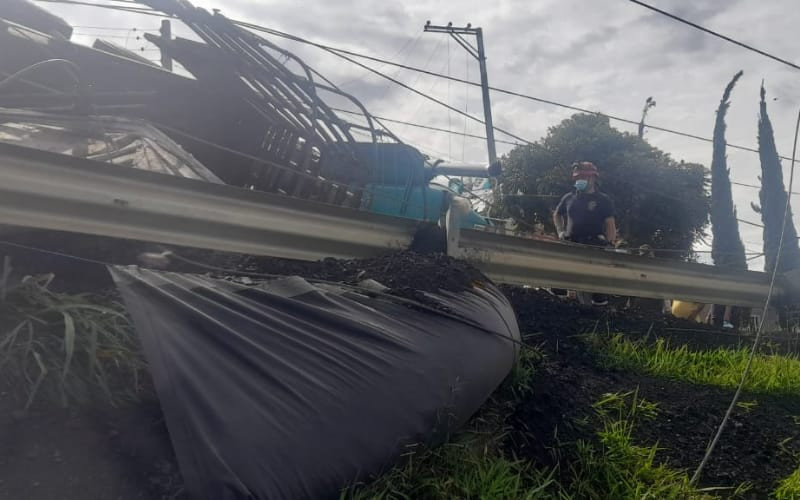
503;286;800;495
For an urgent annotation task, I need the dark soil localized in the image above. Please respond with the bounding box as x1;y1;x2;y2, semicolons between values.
0;228;487;299
0;388;183;500
503;286;800;496
238;251;487;295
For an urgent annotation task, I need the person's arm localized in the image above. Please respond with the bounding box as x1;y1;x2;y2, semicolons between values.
553;211;566;239
602;194;616;243
553;194;569;239
604;216;617;244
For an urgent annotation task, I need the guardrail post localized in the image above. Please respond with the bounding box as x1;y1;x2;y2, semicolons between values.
446;197;471;258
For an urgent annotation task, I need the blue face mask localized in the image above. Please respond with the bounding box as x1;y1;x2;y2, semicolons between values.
575;179;589;191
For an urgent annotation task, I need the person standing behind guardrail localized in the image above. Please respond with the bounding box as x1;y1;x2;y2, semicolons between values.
553;162;617;306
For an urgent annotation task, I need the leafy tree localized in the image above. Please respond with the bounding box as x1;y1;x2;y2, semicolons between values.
757;83;800;274
710;71;747;272
498;113;709;255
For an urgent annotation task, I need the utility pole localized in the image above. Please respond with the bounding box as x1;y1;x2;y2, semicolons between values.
424;21;497;165
159;20;173;71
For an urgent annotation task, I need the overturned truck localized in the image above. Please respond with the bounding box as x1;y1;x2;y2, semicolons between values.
1;0;520;498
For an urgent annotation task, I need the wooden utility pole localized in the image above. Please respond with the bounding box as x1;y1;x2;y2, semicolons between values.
159;20;173;71
424;21;496;164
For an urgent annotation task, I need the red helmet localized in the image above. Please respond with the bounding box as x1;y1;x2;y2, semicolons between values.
571;161;600;180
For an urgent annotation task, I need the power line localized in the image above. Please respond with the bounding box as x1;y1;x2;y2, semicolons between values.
234;21;533;145
30;1;795;162
70;26;157;31
331;107;519;146
33;0;172;18
235;22;799;162
731;180;800;197
737;218;763;229
629;0;800;72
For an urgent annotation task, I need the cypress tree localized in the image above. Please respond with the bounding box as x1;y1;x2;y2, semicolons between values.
710;71;747;328
757;83;800;274
711;71;747;272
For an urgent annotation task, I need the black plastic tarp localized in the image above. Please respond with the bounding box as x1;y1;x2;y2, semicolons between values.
110;267;520;499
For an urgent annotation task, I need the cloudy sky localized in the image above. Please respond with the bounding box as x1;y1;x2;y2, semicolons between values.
42;0;800;269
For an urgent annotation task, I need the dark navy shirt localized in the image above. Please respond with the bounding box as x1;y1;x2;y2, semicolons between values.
555;190;615;239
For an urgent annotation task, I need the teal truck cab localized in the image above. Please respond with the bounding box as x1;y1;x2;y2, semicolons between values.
352;143;500;228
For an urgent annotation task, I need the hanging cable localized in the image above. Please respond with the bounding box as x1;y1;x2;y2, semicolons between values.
233;22;800;162
628;0;800;72
233;22;533;145
732;180;800;197
447;35;452;159
462;49;469;161
330;107;518;146
0;59;81;92
404;47;447;127
33;0;171;18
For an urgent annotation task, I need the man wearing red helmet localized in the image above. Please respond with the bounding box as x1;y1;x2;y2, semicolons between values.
553;162;617;305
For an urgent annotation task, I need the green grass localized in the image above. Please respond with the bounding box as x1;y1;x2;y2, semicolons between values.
775;467;800;499
567;391;714;500
341;437;558;500
342;354;717;500
0;271;145;410
589;334;800;395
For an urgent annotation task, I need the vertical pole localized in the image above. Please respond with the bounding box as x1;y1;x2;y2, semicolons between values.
475;28;496;164
159;20;173;71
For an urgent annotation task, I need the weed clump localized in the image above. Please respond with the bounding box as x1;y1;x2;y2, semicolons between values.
0;269;145;410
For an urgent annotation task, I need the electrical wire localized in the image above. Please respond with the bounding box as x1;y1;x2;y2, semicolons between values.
33;0;171;17
732;180;800;197
231;22;799;162
338;32;422;90
70;25;158;31
232;21;533;145
629;0;800;72
330;107;518;146
403;44;447;128
0;59;81;92
690;105;800;486
462;49;469;161
737;218;763;229
29;0;800;162
26;1;795;162
447;35;452;159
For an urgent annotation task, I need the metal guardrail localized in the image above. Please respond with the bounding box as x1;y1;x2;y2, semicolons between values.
449;224;785;308
445;198;788;307
0;142;793;307
0;143;415;261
